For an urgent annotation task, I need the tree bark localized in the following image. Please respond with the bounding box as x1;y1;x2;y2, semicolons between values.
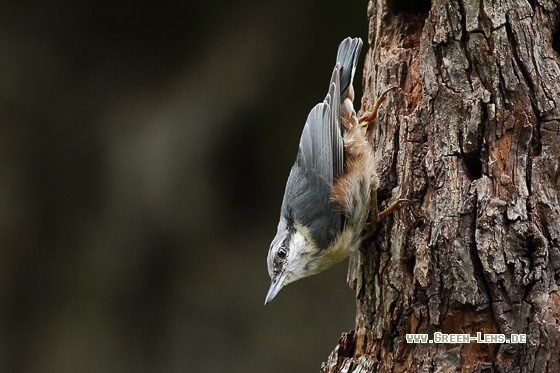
323;0;560;371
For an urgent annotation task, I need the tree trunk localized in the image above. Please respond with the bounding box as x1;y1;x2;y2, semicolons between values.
323;0;560;371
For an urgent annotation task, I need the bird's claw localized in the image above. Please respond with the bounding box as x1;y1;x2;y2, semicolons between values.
377;199;413;222
359;87;398;128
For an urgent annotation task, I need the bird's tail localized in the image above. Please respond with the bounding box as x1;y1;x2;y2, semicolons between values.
335;37;363;101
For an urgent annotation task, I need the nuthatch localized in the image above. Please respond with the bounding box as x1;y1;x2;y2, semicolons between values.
265;37;409;305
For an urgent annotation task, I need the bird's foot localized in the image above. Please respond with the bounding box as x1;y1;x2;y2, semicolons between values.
377;199;413;221
363;195;412;239
359;87;398;128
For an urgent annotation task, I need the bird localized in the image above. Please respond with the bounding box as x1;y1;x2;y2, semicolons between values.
265;37;409;305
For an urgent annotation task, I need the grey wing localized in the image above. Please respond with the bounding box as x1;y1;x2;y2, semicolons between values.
281;165;341;250
297;65;343;183
290;37;362;191
280;66;345;250
279;38;363;250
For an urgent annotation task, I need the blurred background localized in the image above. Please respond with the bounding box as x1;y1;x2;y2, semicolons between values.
1;1;368;371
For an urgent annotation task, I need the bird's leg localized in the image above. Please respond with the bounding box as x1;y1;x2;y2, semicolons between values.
364;192;412;239
359;87;398;127
360;86;403;239
377;199;413;221
363;188;380;240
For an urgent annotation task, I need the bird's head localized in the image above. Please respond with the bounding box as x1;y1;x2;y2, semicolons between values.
265;219;329;305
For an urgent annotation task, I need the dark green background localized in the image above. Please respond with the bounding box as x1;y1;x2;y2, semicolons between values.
1;1;368;371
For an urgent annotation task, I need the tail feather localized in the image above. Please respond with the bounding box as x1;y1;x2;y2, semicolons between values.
335;37;363;102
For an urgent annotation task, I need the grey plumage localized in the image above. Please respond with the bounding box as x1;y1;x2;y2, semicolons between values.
278;37;362;251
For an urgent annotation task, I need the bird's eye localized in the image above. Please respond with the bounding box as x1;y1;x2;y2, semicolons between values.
277;248;287;259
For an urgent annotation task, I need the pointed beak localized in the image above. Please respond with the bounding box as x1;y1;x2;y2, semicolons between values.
265;272;287;305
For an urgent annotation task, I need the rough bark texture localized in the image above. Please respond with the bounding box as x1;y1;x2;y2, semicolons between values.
323;0;560;371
